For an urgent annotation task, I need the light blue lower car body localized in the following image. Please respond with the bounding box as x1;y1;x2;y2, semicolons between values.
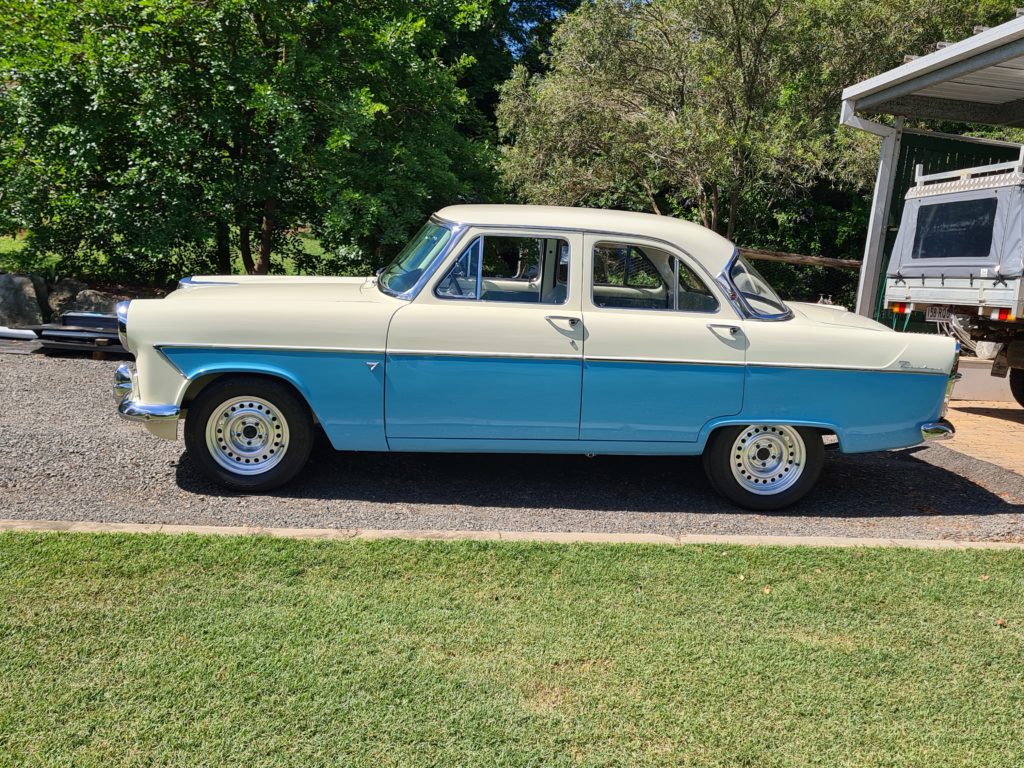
160;347;949;456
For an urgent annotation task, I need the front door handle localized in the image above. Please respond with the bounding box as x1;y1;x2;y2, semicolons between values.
706;323;740;336
545;315;580;327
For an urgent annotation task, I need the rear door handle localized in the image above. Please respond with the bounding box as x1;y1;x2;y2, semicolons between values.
546;315;580;327
706;323;740;336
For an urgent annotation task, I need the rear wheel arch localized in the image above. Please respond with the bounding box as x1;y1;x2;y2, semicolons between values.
700;420;842;452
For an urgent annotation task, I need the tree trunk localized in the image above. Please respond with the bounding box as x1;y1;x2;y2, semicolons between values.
710;185;721;234
725;187;740;241
239;226;255;275
215;221;232;274
255;199;275;275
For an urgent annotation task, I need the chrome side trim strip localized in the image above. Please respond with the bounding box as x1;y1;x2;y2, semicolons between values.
745;361;949;375
388;349;580;361
585;355;743;367
586;357;950;374
154;343;385;355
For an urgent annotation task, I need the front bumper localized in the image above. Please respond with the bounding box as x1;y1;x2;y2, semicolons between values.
921;419;955;442
113;363;180;422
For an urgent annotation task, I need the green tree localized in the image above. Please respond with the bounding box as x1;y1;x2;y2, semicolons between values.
496;0;1018;241
0;0;497;281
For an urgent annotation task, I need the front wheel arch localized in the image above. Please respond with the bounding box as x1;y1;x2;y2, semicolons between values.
181;371;317;423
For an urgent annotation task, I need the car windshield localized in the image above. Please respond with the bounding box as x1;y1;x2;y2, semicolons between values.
728;255;791;318
378;221;453;296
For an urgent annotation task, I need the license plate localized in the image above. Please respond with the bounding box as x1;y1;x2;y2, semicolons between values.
925;306;952;323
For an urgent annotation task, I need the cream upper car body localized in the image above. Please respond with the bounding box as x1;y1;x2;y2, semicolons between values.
114;205;960;510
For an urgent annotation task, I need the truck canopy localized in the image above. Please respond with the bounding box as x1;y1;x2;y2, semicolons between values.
888;165;1024;279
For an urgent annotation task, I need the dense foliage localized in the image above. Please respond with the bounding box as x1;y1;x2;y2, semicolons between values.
0;0;505;282
0;0;1021;296
497;0;1020;305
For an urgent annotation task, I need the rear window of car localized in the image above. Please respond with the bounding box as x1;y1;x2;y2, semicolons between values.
912;198;996;260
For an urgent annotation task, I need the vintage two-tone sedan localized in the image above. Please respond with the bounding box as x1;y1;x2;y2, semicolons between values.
113;205;960;510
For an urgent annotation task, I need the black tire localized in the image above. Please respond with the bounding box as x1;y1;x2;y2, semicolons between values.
184;376;314;492
1010;368;1024;409
702;424;825;511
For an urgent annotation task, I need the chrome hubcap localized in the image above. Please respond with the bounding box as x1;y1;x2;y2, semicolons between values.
730;425;805;495
205;397;289;475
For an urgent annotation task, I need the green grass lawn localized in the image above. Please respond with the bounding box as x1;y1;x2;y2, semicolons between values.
1;533;1022;767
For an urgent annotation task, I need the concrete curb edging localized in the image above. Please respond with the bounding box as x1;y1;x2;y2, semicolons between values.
1;519;1023;550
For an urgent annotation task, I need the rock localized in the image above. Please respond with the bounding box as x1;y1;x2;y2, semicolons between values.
48;277;88;318
24;274;50;321
67;289;118;314
0;273;44;327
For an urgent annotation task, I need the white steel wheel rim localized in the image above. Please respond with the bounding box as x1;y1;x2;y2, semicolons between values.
729;425;806;496
205;396;289;475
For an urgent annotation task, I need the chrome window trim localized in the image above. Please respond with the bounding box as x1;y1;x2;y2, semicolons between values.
377;217;468;301
719;249;793;322
433;219;732;306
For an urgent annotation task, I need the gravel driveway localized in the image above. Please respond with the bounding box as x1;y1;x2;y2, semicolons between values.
2;353;1022;541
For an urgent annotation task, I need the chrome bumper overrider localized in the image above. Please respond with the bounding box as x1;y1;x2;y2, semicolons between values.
113;363;180;422
921;419;955;442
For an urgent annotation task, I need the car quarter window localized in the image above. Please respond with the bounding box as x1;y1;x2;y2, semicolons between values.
591;242;718;312
436;235;569;305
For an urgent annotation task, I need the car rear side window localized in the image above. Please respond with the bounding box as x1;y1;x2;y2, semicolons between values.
592;242;717;312
912;198;997;260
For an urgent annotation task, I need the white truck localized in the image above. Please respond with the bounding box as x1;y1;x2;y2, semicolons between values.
884;157;1024;407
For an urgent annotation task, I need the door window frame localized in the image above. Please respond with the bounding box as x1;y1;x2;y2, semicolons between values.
422;227;581;309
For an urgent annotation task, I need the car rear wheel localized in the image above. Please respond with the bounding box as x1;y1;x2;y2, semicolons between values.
184;376;313;492
1010;368;1024;409
702;424;824;511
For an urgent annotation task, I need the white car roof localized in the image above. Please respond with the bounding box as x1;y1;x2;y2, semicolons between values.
435;205;737;275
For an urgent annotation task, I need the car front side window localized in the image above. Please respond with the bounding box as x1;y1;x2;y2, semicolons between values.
436;235;569;305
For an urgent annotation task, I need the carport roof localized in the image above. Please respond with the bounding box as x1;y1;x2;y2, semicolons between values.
842;15;1024;126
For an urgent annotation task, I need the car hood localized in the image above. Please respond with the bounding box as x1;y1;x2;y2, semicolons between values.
164;275;390;304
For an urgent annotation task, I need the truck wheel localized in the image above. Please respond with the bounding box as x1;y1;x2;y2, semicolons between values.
184;376;313;492
703;425;824;511
1010;368;1024;409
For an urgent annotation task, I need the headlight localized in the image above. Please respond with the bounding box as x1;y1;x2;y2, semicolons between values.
116;300;130;350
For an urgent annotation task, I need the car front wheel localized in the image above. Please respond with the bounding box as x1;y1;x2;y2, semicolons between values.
184;376;314;492
703;424;824;511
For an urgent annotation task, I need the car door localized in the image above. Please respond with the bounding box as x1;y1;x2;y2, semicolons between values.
385;229;585;441
580;233;745;442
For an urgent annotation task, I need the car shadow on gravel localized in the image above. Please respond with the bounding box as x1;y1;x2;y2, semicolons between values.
173;441;1023;518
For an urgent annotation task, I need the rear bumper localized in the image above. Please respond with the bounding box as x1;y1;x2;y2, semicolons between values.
113;363;180;422
921;419;955;442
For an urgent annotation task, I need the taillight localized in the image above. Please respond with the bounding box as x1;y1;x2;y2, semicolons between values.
990;307;1015;322
891;302;909;314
